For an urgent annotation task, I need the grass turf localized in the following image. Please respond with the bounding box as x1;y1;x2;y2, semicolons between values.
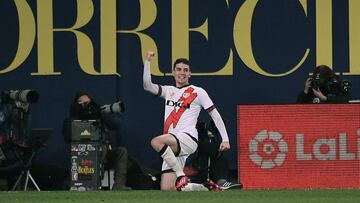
1;189;360;203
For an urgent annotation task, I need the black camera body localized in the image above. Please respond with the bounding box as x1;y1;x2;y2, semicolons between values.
309;72;323;90
309;78;320;90
1;89;39;104
309;73;341;93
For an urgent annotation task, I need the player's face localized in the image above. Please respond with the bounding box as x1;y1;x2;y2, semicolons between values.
173;62;191;87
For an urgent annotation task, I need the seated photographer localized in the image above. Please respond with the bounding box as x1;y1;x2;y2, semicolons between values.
62;90;131;190
0;96;32;190
184;119;242;190
297;65;352;104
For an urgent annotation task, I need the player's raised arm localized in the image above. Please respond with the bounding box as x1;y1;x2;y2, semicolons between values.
143;51;160;95
208;108;230;151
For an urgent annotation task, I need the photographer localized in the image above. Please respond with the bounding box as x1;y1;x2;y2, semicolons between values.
62;90;131;190
297;65;352;104
0;91;34;190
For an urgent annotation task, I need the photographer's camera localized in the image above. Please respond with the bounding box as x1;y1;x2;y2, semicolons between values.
1;89;39;104
100;101;125;114
309;73;321;89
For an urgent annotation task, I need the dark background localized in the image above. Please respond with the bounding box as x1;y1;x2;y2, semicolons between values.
0;0;359;172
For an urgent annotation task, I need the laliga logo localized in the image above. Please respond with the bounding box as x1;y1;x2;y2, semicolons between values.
249;130;288;169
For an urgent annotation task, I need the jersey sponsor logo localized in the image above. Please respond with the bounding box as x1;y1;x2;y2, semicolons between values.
163;87;197;133
166;100;190;109
182;93;190;98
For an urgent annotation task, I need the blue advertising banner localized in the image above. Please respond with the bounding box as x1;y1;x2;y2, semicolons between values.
1;0;359;170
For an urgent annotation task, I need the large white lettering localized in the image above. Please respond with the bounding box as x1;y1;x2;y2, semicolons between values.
296;130;360;161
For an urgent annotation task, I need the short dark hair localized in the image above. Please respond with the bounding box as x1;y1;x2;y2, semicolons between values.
313;65;335;82
173;58;190;70
69;90;99;119
73;90;94;103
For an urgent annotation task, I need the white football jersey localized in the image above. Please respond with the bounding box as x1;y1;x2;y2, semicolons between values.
159;84;214;139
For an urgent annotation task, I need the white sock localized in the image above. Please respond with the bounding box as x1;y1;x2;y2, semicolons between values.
181;183;209;192
160;146;185;177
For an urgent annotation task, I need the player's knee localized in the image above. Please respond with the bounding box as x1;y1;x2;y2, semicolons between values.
150;137;161;150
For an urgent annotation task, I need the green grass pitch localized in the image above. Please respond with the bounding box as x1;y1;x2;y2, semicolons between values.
1;189;360;203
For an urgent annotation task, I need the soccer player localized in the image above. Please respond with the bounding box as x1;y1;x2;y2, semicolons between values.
143;51;230;191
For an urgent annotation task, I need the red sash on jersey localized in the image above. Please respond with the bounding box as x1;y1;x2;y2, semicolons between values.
163;87;198;134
